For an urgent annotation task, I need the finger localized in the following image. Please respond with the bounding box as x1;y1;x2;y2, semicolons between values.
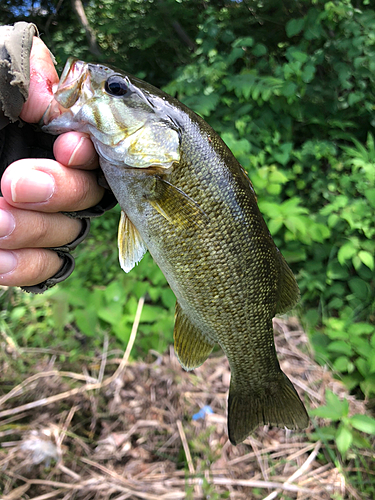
53;132;99;169
20;37;58;124
0;198;82;250
1;158;105;213
0;248;63;287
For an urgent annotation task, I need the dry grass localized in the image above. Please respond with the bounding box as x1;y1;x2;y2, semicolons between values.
0;300;373;499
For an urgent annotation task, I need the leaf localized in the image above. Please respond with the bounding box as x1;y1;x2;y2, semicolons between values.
252;43;267;57
183;93;220;116
364;188;375;208
310;390;348;421
284;215;307;235
281;81;297;98
302;63;316;83
286;18;305;38
97;302;124;326
74;307;98;337
333;356;350;372
358;250;374;270
273;143;293;166
327;341;353;356
310;405;342;421
348;277;370;300
268;219;283;235
232;37;254;48
360;375;375;398
140;304;166;323
355;358;370;377
350;414;375;435
336;425;353;456
161;288;176;309
348;322;374;335
337;241;357;265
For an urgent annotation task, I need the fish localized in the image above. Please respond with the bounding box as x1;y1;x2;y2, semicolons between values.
42;58;309;445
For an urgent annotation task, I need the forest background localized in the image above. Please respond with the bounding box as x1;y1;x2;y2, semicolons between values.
1;0;375;493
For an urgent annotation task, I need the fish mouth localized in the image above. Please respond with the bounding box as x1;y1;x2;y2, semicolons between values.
41;59;92;131
54;58;90;109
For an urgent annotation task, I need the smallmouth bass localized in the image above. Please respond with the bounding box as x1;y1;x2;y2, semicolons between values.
43;58;309;444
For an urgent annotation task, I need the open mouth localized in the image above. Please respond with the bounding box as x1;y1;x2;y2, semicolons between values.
41;59;91;131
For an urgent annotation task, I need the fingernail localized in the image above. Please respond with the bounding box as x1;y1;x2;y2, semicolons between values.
11;170;55;203
0;210;16;238
0;250;17;275
68;136;93;166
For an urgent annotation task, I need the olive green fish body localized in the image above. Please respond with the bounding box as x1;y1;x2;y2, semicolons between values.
43;59;309;444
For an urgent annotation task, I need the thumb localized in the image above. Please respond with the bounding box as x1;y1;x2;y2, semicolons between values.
19;37;59;124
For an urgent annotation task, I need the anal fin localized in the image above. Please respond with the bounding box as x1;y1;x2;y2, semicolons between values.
118;210;147;273
174;302;215;371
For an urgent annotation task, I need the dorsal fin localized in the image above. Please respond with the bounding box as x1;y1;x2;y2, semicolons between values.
118;210;147;273
275;253;300;314
174;302;215;371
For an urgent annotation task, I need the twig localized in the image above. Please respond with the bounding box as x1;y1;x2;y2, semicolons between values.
22;489;67;500
1;483;30;500
0;298;144;420
57;405;79;449
262;440;322;500
176;420;194;475
176;419;202;498
0;370;97;407
110;296;144;382
249;436;269;482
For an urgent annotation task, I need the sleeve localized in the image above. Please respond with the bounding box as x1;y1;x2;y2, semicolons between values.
0;22;37;126
0;23;117;293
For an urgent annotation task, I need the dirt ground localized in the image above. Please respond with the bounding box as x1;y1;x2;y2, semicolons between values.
0;307;373;500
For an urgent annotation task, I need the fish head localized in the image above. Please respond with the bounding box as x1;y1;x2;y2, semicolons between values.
42;58;180;169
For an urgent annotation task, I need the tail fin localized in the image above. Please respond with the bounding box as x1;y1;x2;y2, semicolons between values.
227;373;309;445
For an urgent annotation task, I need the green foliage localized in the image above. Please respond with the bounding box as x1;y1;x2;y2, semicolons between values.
56;247;175;357
309;390;375;498
165;0;375;397
1;209;174;359
311;390;375;458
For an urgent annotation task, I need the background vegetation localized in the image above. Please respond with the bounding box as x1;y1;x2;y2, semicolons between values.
1;0;375;496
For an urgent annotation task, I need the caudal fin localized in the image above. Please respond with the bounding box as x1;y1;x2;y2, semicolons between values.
227;373;309;445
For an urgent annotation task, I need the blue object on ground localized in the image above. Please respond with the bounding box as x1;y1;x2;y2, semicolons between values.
192;405;214;421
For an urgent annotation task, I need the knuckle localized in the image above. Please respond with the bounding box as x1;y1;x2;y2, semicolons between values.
27;249;60;283
72;171;99;210
33;215;50;245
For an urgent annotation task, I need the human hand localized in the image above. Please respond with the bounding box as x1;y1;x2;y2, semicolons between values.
0;37;105;288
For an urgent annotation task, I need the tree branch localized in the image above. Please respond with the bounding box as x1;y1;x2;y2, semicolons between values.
71;0;102;57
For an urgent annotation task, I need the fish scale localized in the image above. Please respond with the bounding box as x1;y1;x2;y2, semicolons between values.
42;58;309;444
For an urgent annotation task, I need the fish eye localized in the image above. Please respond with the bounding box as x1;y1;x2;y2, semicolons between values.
104;75;130;97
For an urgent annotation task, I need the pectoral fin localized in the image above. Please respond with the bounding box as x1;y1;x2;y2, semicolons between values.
118;210;147;272
148;177;207;229
174;302;215;371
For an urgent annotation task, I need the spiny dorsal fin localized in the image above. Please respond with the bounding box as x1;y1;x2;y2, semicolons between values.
148;177;208;229
275;253;300;314
174;302;215;371
118;210;147;273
